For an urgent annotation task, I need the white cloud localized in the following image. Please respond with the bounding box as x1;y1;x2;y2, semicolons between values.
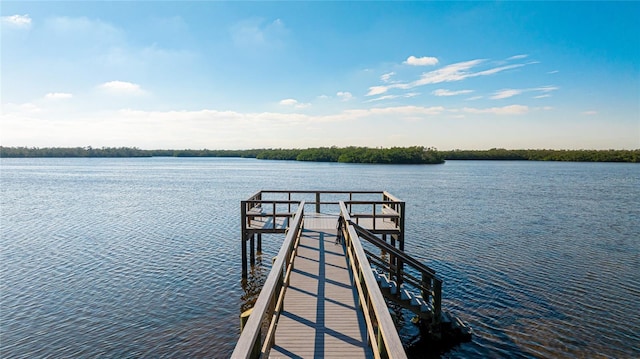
279;98;310;109
472;63;525;77
548;70;559;74
507;54;528;60
279;98;298;106
365;95;401;102
404;56;439;66
432;89;474;97
365;92;420;103
418;59;485;85
336;91;353;101
380;72;395;83
491;89;523;100
491;86;558;100
367;86;389;96
467;96;483;101
366;59;527;96
463;105;529;115
98;81;146;95
1;14;32;29
368;105;444;116
45;92;73;100
535;86;559;93
583;110;598;115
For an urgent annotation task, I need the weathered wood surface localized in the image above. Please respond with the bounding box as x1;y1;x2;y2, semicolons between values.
269;214;373;358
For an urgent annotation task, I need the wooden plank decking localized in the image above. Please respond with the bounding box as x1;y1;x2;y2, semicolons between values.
269;214;373;358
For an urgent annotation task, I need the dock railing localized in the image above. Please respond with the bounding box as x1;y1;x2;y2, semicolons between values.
232;202;305;359
339;202;408;359
350;221;442;326
240;190;405;279
243;190;403;231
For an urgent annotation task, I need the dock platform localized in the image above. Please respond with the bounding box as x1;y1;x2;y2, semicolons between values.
232;191;470;359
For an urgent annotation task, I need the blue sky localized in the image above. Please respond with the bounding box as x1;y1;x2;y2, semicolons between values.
2;1;638;150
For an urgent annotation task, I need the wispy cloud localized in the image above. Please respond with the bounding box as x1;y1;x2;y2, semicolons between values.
380;72;395;83
404;55;439;66
98;81;146;96
336;91;353;101
491;86;558;100
366;105;444;116
462;105;529;115
432;89;474;97
365;92;420;103
1;14;32;29
279;98;310;109
507;54;528;60
491;89;523;100
583;110;598;115
45;92;73;100
548;70;559;74
367;86;389;96
367;59;528;96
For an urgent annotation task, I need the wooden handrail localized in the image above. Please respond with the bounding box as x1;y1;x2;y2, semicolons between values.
231;202;305;359
339;202;407;359
351;222;437;278
351;221;442;324
246;191;404;214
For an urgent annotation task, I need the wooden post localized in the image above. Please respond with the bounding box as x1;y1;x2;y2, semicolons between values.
398;202;405;296
241;201;248;279
399;201;405;252
396;258;403;295
241;233;248;279
315;192;321;213
250;234;255;266
390;235;397;283
433;279;442;325
257;233;262;253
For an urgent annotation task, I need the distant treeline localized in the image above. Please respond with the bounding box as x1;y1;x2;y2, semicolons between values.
0;146;260;158
256;146;445;164
1;146;638;163
0;146;444;164
439;148;639;162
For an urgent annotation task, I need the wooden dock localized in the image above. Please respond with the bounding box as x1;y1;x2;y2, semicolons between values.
269;214;372;358
233;191;469;359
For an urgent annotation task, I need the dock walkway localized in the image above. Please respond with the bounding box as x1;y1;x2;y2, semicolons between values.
269;214;372;358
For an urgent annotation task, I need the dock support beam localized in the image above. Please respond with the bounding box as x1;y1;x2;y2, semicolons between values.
241;233;248;279
257;233;262;253
250;234;255;266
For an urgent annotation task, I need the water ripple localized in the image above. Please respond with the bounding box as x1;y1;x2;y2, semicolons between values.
1;158;639;358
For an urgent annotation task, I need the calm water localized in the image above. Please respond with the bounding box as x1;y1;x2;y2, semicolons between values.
1;158;638;358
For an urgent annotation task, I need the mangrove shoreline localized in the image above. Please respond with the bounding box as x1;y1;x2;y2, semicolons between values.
1;146;638;163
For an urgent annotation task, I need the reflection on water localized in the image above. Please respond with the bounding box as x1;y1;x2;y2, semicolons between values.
1;158;639;358
240;254;269;313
